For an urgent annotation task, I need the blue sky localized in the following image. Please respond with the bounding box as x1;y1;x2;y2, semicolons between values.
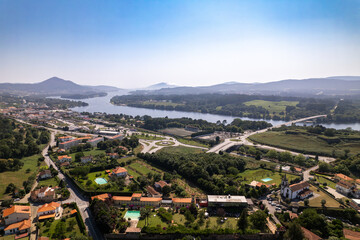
0;0;360;88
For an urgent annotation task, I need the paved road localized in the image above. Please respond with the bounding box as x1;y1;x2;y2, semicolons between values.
207;114;328;154
139;134;208;154
42;131;105;240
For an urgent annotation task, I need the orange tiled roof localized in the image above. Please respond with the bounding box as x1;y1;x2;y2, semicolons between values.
356;179;360;184
91;193;111;201
38;213;56;220
4;219;31;231
112;167;127;174
3;205;30;217
140;197;162;202
335;173;354;182
132;193;142;198
37;202;60;213
112;196;132;201
172;198;192;203
58;155;71;160
70;209;77;215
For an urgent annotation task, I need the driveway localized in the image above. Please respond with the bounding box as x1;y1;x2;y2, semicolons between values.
326;187;347;199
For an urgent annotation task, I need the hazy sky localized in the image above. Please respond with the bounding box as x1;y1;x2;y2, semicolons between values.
1;0;360;88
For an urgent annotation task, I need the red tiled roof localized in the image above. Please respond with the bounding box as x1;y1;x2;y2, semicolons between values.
337;180;354;190
335;173;354;182
289;181;309;192
4;219;31;231
3;205;30;217
344;228;360;240
172;198;192;203
91;193;111;201
140;197;162;202
112;167;127;174
37;202;60;213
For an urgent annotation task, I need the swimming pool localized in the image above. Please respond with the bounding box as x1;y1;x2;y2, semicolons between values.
261;177;273;182
94;177;108;185
124;210;141;220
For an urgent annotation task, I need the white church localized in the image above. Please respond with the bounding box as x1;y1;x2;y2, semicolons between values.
280;175;313;200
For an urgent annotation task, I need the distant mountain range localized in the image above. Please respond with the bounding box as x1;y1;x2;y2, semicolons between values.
144;82;178;90
0;77;121;96
131;76;360;96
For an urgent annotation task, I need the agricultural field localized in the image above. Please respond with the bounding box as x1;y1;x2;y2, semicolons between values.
68;148;106;161
236;169;299;186
244;100;299;115
135;134;165;140
0;153;43;200
314;175;336;189
159;128;193;137
38;176;60;188
249;130;360;157
176;137;209;148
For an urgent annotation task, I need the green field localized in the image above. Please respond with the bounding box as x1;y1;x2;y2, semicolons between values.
158;146;204;154
249;131;360;157
160;128;193;137
38;176;59;188
155;141;175;146
300;186;341;208
136;134;165;140
244;100;299;115
39;216;83;238
0;154;43;199
237;169;299;186
137;212;238;230
128;162;155;176
315;175;336;189
176;138;208;148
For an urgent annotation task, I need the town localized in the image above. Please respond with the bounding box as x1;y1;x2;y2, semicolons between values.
1;99;360;240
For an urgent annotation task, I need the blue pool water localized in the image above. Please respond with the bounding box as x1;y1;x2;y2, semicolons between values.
261;177;273;182
95;177;108;185
124;210;141;220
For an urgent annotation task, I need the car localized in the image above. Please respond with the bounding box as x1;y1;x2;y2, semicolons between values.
14;198;20;202
271;202;276;206
276;207;281;211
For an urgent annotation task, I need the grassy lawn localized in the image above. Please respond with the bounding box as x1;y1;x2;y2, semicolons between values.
0;154;43;200
38;176;59;188
136;134;165;140
160;128;193;137
237;169;299;186
137;213;238;230
39;216;83;238
128;162;155;176
249;131;354;157
244;100;298;116
158;146;204;154
87;170;109;182
155;141;175;146
134;144;144;154
314;175;336;189
300;186;341;208
176;138;208;148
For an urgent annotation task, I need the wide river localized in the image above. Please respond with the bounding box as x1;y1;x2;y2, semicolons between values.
69;90;360;131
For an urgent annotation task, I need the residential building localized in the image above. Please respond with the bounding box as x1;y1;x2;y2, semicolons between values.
3;205;31;225
4;219;31;235
335;173;354;183
91;193;112;202
207;195;248;208
112;193;161;208
109;134;124;140
110;167;127;177
31;186;57;202
280;176;313;200
59;139;81;150
58;135;74;142
88;137;104;147
39;170;52;180
81;155;93;164
146;186;161;198
154;180;169;192
336;180;354;196
57;155;72;163
37;202;61;220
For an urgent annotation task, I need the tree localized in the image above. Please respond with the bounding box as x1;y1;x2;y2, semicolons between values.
140;207;151;226
237;208;248;231
75;152;84;162
321;199;326;207
304;199;309;207
162;185;172;197
284;222;304;240
266;149;278;159
249;210;267;231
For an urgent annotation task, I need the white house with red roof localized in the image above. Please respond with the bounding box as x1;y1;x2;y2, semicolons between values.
280;175;313;200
